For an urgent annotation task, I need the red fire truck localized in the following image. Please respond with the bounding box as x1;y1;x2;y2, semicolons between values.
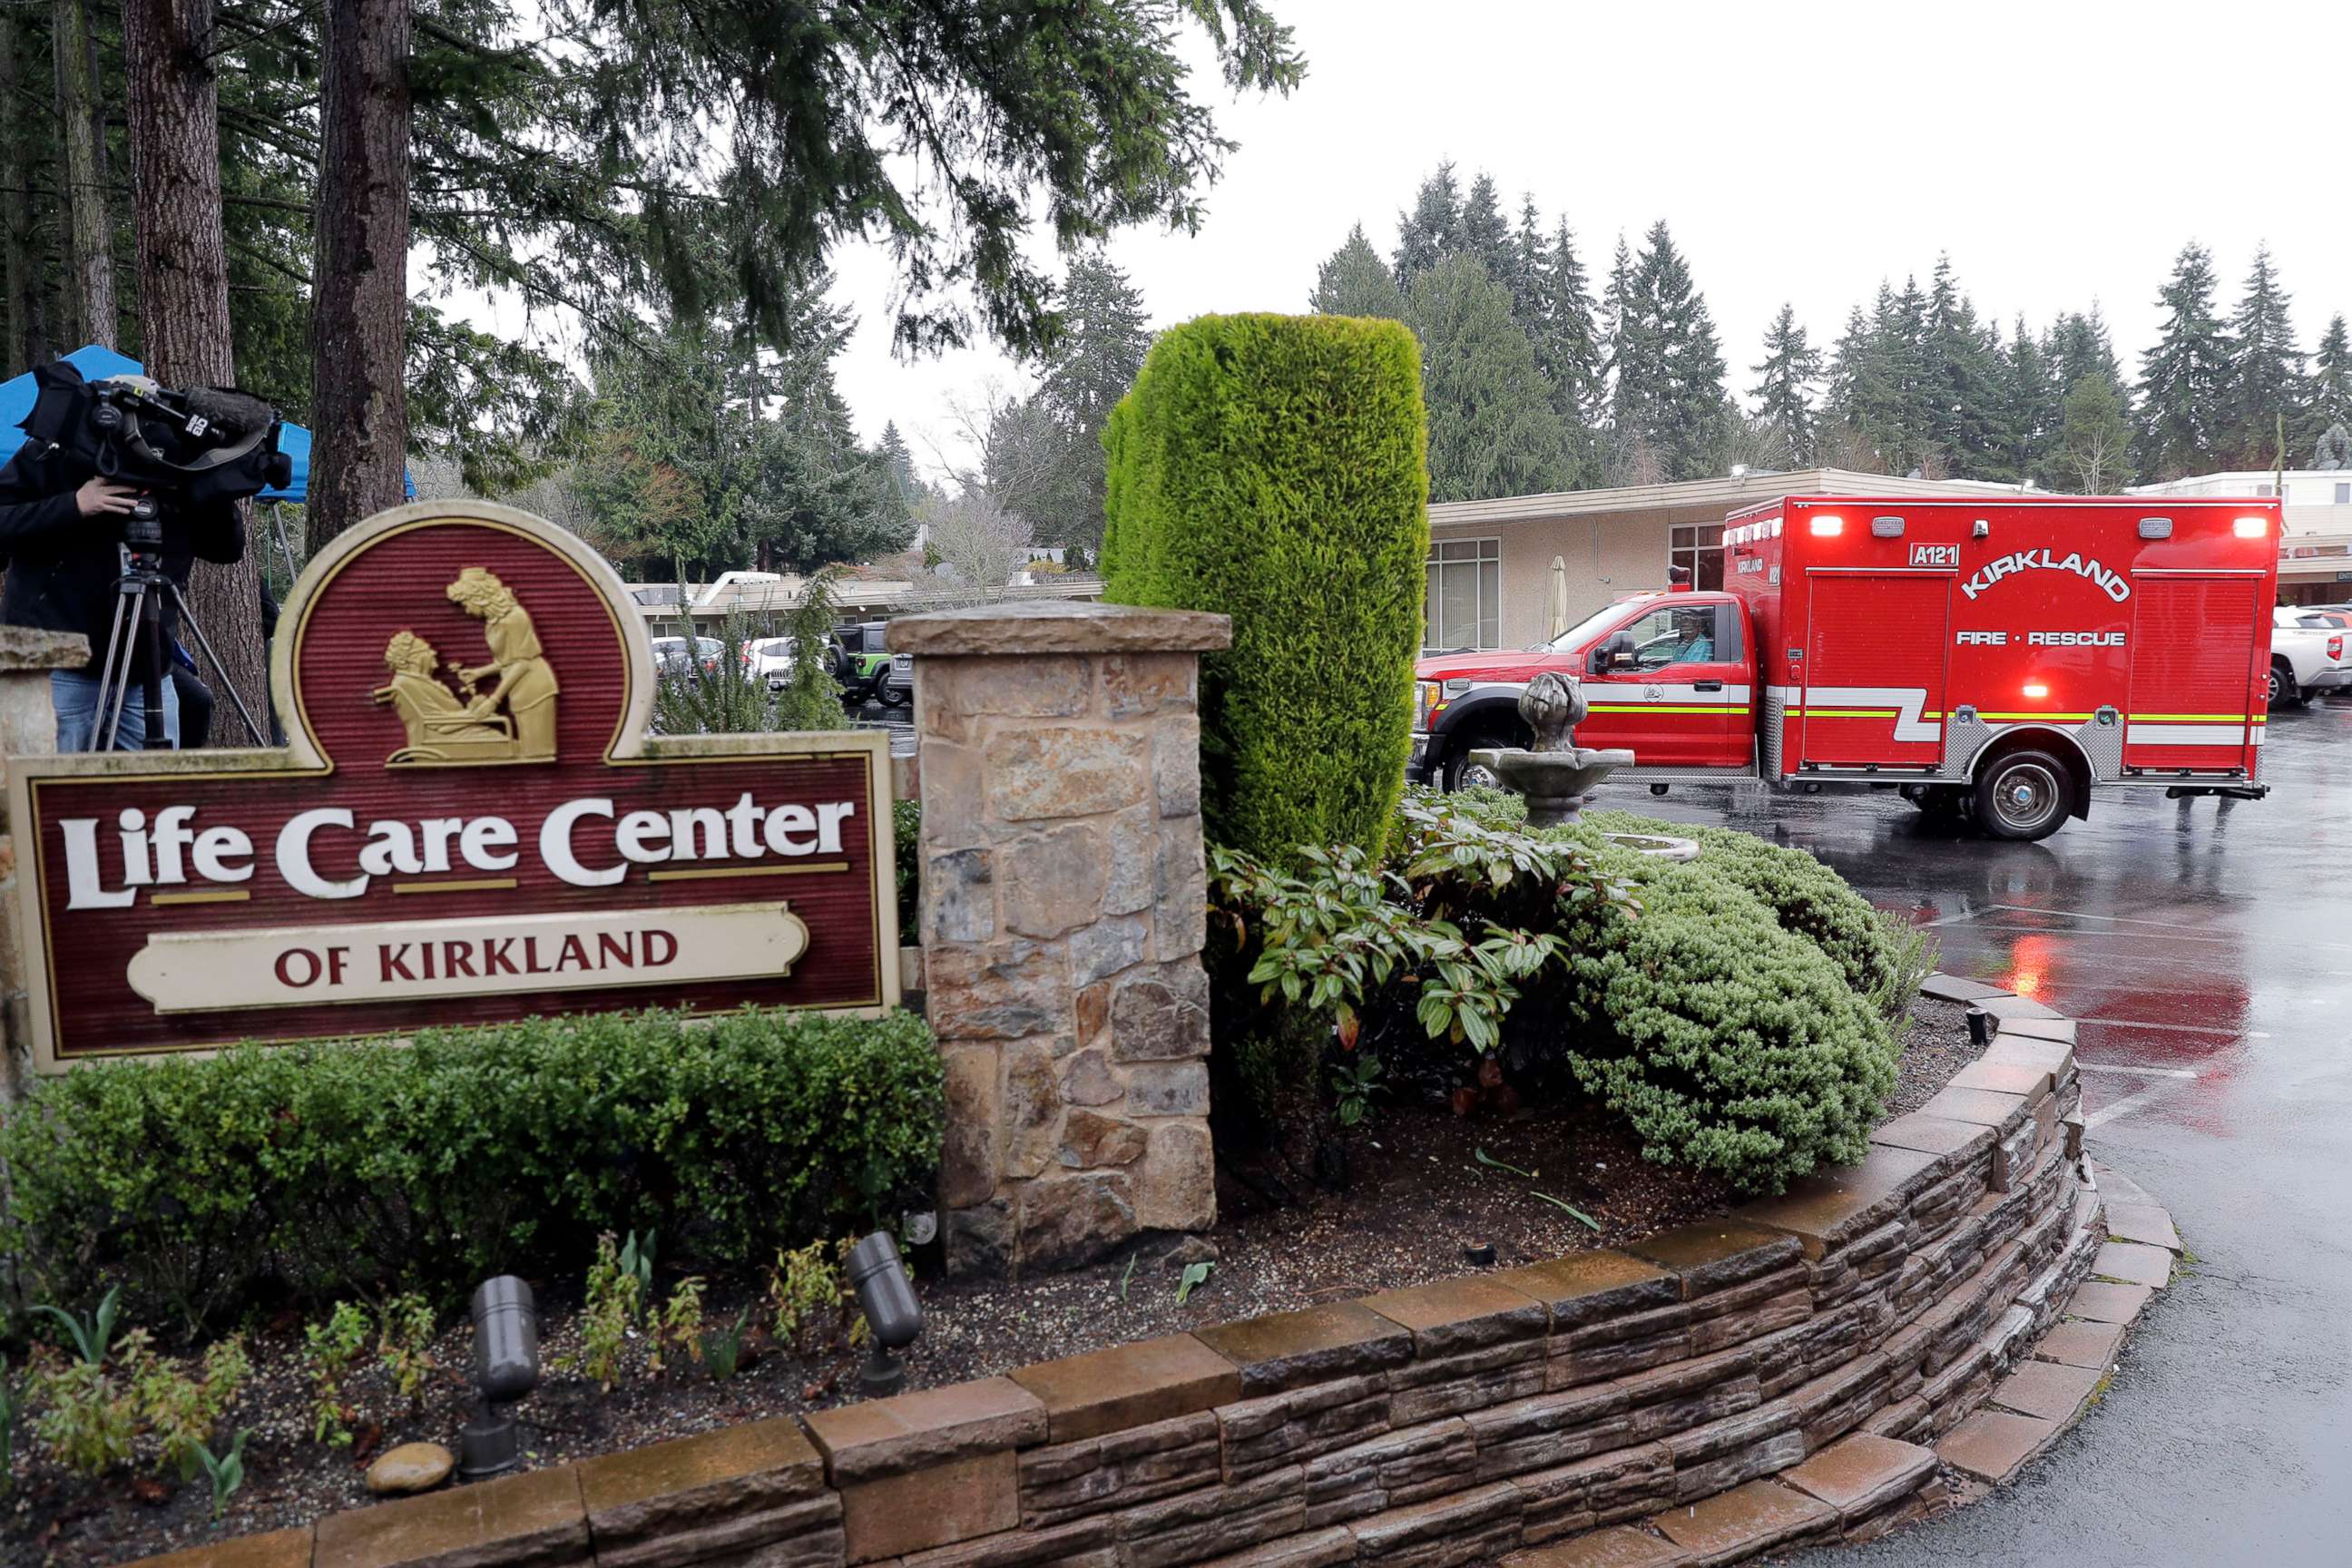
1409;495;2283;840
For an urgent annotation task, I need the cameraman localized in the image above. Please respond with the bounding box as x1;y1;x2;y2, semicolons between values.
0;440;243;750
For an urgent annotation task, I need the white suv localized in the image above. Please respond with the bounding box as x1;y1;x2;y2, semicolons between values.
2269;608;2352;707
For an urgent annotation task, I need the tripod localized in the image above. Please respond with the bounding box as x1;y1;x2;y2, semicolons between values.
89;512;265;752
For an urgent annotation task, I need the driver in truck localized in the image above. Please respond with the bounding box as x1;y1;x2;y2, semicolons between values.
1671;609;1713;665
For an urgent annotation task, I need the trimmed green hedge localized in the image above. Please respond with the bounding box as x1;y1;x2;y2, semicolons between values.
1102;312;1430;859
0;1007;943;1335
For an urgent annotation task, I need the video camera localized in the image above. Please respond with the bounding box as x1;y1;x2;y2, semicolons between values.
18;359;293;545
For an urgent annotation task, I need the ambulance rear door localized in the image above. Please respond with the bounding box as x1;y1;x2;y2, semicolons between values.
2123;571;2265;774
1796;570;1953;769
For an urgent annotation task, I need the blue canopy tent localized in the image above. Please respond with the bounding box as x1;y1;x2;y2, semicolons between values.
0;343;416;505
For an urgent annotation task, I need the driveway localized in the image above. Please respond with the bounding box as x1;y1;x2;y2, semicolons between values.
1585;701;2352;1566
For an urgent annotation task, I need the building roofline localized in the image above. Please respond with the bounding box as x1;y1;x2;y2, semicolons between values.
1426;467;2033;527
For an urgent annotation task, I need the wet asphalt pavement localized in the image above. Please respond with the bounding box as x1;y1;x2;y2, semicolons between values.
1587;702;2352;1567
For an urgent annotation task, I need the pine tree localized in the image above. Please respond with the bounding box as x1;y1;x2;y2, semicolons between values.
1538;218;1605;426
1311;224;1405;318
1404;254;1573;501
1021;251;1153;552
1749;304;1821;465
1607;221;1728;480
2049;309;2122;395
2308;314;2352;445
2223;244;2307;469
1999;317;2060;485
1922;256;2002;477
1460;172;1511;279
2051;373;2136;494
876;421;926;525
1394;164;1464;283
2134;242;2233;481
1506;196;1547;327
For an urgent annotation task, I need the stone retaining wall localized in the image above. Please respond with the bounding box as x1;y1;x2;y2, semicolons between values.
141;982;2161;1568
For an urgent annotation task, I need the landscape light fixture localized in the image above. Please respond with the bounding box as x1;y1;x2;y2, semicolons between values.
459;1275;540;1478
1965;1007;1993;1048
846;1230;924;1397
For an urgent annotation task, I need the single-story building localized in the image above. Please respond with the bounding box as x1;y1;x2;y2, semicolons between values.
1423;467;2030;652
2128;468;2352;607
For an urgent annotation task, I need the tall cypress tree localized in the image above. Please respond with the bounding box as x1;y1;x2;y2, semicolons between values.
1405;253;1573;501
1393;163;1464;284
2223;244;2307;469
1609;220;1728;481
1749;303;1821;465
2134;242;2233;481
1312;223;1405;318
1507;196;1546;326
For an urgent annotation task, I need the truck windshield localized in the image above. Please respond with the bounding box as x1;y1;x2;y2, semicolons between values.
1536;604;1635;653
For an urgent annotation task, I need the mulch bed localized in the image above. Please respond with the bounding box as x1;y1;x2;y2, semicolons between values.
5;993;1977;1566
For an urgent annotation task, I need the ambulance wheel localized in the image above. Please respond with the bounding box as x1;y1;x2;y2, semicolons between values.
1974;750;2070;841
1443;743;1504;793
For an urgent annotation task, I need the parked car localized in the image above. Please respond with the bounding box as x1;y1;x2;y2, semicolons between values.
2268;607;2352;706
744;636;801;686
883;651;914;707
651;635;722;675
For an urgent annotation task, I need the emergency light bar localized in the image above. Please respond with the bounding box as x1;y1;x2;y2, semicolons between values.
2233;516;2268;538
1809;515;1844;537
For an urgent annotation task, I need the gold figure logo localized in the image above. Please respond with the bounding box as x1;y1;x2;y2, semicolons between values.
372;568;561;765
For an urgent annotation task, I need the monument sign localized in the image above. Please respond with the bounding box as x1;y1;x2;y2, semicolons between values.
7;502;897;1070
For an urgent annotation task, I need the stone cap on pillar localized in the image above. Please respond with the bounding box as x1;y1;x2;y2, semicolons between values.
0;627;91;671
887;600;1232;658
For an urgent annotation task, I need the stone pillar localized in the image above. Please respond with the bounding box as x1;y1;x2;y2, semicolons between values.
0;628;90;1099
889;601;1231;1276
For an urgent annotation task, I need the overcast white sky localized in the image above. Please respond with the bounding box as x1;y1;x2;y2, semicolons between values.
819;0;2351;485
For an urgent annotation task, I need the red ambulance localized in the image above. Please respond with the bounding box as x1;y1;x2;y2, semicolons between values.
1408;496;2282;840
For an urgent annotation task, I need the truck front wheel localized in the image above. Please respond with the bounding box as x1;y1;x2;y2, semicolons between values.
1974;750;2072;841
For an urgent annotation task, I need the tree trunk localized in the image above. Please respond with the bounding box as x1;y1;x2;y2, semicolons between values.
306;0;411;555
0;13;38;371
124;0;269;738
51;0;112;348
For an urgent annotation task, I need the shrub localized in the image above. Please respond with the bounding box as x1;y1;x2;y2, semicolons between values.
1557;868;1899;1193
0;1007;944;1333
1102;312;1429;860
893;799;922;936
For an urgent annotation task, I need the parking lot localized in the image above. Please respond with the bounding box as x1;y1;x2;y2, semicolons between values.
1592;701;2352;1564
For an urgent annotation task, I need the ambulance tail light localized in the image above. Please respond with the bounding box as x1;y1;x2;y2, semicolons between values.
2233;515;2268;538
1809;515;1844;537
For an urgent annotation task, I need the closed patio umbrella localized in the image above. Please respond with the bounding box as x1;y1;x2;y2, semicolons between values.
1548;554;1572;640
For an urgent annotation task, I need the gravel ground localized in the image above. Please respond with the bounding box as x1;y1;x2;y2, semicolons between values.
7;993;1972;1566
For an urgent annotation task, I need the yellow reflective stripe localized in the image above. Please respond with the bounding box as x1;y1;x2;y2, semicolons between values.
1790;708;1899;718
1975;712;2094;721
1587;704;1749;715
2128;713;2251;722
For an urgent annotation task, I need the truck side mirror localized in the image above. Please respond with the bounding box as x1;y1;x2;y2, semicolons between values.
1591;632;1632;673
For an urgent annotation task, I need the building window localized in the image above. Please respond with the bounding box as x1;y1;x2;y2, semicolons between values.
2336;483;2350;505
1426;537;1500;650
1669;524;1725;590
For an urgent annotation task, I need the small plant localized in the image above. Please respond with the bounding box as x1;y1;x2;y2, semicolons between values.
1329;1053;1385;1128
767;1239;844;1349
302;1301;371;1446
652;1276;707;1377
1174;1260;1213;1305
191;1427;255;1521
1118;1255;1137;1303
619;1230;659;1313
32;1284;122;1367
28;1347;140;1477
701;1310;753;1381
377;1294;437;1410
578;1232;642;1390
136;1336;250;1481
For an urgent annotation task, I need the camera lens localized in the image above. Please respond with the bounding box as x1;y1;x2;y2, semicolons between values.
131;495;159;522
92;403;121;430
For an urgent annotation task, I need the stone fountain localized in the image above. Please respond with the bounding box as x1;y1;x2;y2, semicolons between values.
1467;672;1634;828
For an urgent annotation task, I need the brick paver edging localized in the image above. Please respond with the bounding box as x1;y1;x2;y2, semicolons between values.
131;976;2179;1568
